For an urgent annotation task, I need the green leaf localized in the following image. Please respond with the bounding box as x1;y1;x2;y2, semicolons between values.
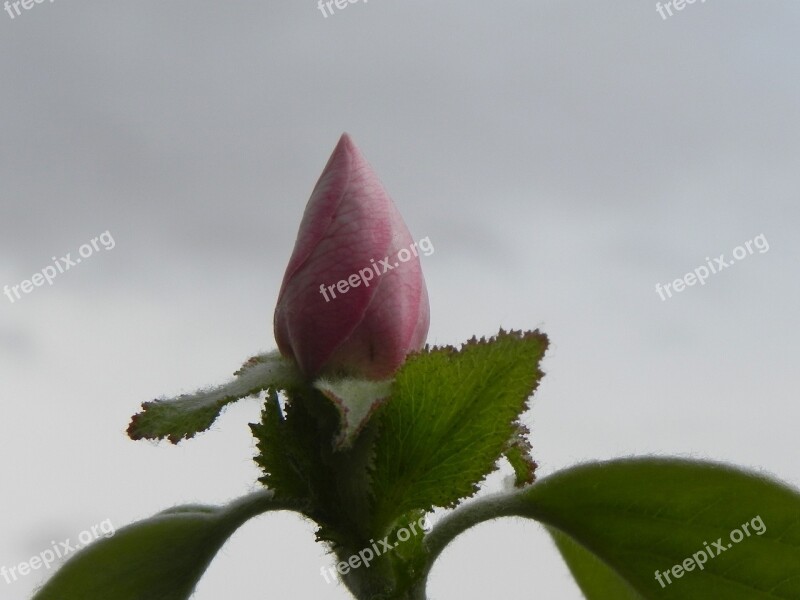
128;351;301;443
504;424;537;487
416;458;800;599
251;389;318;503
369;329;548;532
550;528;644;600
32;490;296;600
251;387;378;547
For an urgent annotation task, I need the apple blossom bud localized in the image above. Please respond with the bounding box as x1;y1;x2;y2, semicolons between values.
273;134;430;380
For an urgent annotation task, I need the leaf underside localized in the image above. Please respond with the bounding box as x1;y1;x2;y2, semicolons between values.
31;491;289;600
422;458;800;600
528;459;800;599
128;351;300;443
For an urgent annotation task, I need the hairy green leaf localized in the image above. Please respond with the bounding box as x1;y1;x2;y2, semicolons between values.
128;351;301;443
251;387;378;547
32;490;295;600
550;528;644;599
504;424;537;487
417;458;800;599
251;389;317;503
369;329;548;531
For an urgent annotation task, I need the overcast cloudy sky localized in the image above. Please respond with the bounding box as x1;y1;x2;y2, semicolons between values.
1;2;798;599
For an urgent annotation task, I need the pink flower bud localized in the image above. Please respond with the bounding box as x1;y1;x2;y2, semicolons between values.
273;134;430;380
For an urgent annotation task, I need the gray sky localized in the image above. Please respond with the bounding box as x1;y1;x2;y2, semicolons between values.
1;1;798;599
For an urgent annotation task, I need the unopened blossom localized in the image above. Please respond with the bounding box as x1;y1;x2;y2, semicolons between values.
274;134;430;380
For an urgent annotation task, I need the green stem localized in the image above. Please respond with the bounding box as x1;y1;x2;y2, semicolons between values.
219;488;302;528
336;490;536;599
405;490;534;599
